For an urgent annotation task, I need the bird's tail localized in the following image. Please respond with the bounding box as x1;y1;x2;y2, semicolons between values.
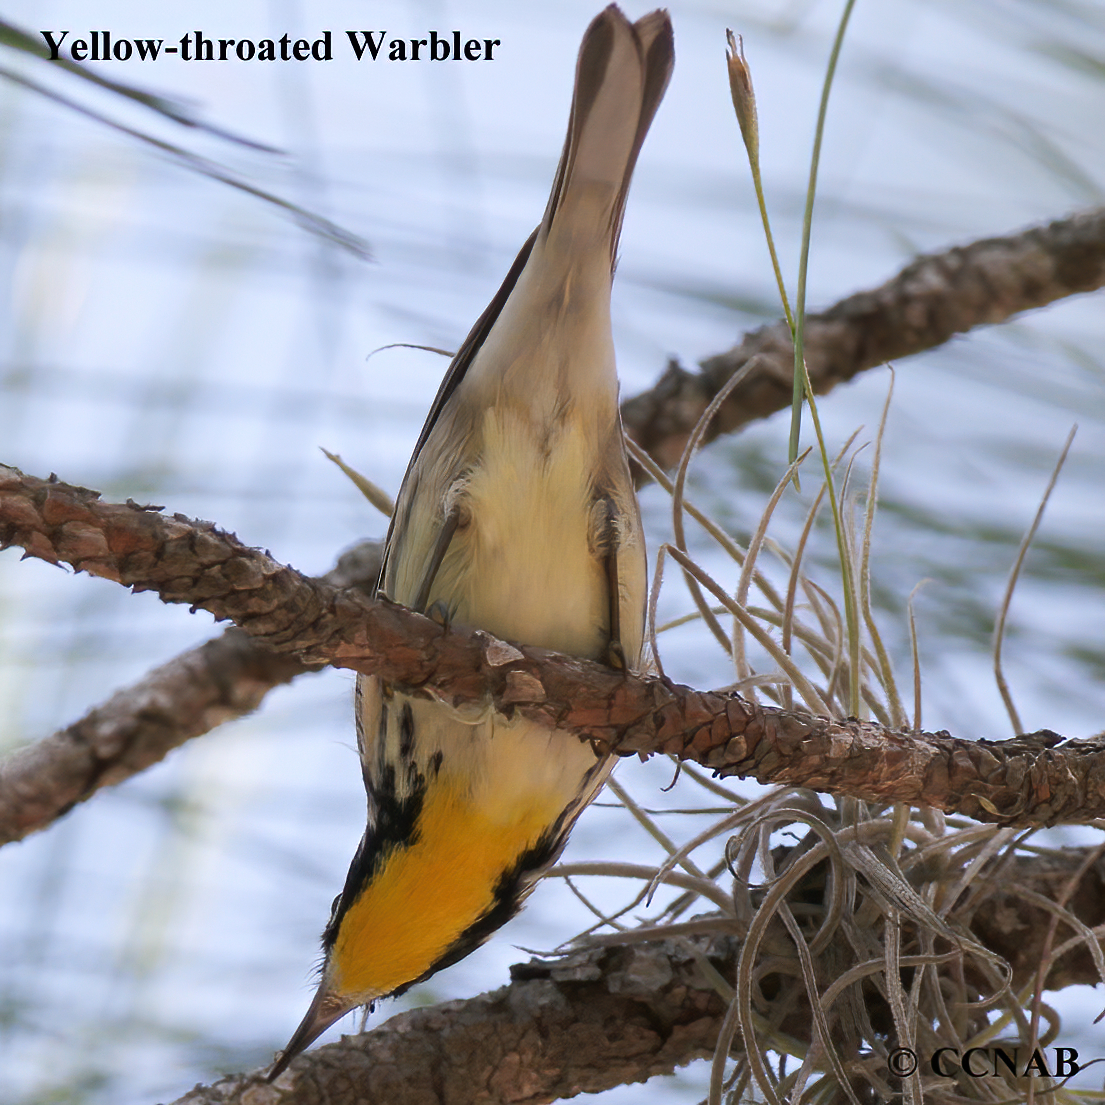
539;5;674;266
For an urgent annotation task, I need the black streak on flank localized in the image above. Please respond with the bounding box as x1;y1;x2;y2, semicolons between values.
399;701;415;761
323;757;428;954
366;696;390;792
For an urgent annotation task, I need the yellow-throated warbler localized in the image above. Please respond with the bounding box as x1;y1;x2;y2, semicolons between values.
269;4;672;1078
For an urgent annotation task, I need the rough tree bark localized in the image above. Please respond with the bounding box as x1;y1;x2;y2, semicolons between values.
3;464;1104;843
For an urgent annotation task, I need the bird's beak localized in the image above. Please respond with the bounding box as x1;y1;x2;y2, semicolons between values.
267;986;352;1081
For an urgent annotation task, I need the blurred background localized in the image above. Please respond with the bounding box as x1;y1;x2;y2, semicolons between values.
0;0;1102;1102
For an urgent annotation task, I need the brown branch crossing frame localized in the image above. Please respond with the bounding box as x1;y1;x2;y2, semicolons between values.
622;206;1105;469
2;465;1103;838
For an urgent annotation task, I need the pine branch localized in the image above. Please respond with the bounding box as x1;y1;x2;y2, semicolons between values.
623;206;1105;469
3;465;1103;838
0;538;381;844
172;936;732;1105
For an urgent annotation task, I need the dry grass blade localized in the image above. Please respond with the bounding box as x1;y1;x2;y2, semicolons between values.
676;761;747;805
993;425;1077;736
733;451;810;694
550;862;736;915
321;449;395;517
669;360;762;657
603;777;713;897
781;896;864;1105
932;828;1022;921
781;482;828;711
859;371;906;728
907;579;931;731
645;543;670;679
665;545;830;713
626;436;767;587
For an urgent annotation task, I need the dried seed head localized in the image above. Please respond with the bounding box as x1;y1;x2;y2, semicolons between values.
726;29;760;165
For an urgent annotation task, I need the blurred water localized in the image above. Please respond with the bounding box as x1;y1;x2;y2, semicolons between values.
0;0;1102;1102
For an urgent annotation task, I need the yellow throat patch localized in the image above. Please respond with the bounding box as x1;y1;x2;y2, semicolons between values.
329;761;566;1000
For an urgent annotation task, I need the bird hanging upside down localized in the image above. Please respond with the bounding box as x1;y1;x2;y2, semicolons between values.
269;4;672;1078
